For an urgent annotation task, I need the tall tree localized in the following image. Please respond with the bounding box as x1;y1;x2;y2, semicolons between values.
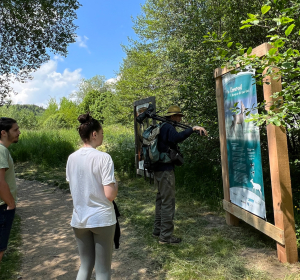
71;75;108;103
113;0;273;202
0;0;80;103
119;0;267;128
114;44;179;125
74;75;115;124
205;0;300;129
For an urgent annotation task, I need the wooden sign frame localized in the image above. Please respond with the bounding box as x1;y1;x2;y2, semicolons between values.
214;43;298;263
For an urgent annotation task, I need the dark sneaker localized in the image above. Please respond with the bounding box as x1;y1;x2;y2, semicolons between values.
159;236;182;244
152;233;160;239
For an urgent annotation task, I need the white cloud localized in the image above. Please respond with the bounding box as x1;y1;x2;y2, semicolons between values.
105;76;121;85
105;76;120;92
105;78;116;85
9;59;82;107
76;35;90;52
53;55;64;62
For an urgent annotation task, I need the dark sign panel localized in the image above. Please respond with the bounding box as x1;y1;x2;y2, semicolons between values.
133;97;156;176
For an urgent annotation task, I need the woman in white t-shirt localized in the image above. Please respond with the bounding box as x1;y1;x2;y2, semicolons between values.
66;113;118;280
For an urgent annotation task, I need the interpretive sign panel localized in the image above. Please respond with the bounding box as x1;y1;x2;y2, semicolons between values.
222;70;266;219
215;43;298;263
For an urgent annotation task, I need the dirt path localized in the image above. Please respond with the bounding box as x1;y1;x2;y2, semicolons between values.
16;178;155;280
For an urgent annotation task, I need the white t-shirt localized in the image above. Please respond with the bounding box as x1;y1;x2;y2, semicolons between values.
66;147;117;228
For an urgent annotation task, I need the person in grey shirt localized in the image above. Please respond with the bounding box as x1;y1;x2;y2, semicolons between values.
0;117;21;262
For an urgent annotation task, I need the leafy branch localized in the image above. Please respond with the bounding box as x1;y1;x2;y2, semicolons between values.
203;1;300;129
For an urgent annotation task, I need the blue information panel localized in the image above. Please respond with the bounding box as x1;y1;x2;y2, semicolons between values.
222;70;266;219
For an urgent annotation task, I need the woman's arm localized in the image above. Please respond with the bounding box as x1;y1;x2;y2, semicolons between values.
103;181;118;202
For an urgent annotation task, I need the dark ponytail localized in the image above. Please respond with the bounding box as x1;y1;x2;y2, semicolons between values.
77;113;102;142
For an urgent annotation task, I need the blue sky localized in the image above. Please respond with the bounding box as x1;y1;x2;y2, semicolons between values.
56;0;144;79
11;0;145;107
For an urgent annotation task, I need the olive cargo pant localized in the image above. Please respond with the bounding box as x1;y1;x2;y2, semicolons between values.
153;170;176;239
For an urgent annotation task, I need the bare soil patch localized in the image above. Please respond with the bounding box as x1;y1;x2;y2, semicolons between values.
241;248;300;280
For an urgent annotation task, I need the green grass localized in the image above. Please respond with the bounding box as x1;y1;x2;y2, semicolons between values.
101;125;135;178
0;214;22;280
13;125;135;190
116;177;281;280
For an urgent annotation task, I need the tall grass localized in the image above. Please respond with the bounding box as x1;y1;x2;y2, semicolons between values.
9;126;135;178
101;125;135;178
9;129;80;166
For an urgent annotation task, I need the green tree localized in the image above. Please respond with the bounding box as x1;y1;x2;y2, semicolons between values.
0;0;80;103
0;104;44;129
43;113;69;129
114;0;275;205
59;97;79;128
116;0;268;130
40;98;59;125
74;75;117;124
204;1;300;129
113;44;183;125
72;75;108;103
203;1;300;208
78;89;113;123
41;97;78;129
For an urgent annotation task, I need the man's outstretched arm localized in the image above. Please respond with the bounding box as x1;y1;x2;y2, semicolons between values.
167;125;207;144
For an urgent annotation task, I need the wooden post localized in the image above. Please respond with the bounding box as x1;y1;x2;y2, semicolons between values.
215;75;239;226
263;75;298;263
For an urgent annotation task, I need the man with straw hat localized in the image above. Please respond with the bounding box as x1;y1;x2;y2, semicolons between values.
152;105;207;244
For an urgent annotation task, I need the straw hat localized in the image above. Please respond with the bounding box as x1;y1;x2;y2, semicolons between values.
165;105;184;117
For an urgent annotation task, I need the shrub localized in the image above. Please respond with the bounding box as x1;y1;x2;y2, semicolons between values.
100;125;135;178
175;135;223;209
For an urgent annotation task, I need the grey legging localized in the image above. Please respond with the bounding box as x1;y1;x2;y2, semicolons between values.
73;224;116;280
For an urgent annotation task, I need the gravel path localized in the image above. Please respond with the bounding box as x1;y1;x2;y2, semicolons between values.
16;178;155;280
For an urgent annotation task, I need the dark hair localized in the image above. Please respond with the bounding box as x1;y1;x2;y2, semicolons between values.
0;117;17;139
77;113;102;142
